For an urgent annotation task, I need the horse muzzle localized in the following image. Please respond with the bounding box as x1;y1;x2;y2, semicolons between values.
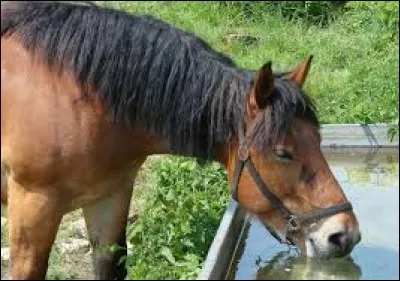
304;213;361;259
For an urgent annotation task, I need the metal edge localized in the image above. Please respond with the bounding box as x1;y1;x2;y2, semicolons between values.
320;124;398;148
222;214;252;280
198;124;398;280
197;199;246;280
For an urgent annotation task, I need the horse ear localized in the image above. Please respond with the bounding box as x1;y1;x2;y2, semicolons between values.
250;62;274;112
287;55;313;87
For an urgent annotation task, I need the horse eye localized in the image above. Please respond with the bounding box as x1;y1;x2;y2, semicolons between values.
275;149;293;161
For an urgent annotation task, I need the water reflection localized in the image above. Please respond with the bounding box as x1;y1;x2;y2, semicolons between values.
227;148;399;280
324;147;399;188
256;252;362;280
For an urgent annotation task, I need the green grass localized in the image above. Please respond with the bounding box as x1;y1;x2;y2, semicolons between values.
46;249;77;280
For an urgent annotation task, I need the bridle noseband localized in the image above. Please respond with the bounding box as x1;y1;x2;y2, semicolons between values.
230;120;353;245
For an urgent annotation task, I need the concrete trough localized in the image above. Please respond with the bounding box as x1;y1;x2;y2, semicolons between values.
198;124;399;280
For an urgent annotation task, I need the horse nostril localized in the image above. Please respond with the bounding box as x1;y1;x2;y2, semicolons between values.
328;231;350;251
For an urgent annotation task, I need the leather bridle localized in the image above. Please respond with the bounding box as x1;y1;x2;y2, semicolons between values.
230;119;353;245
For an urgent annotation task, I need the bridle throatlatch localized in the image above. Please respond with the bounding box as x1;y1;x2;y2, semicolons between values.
229;120;353;245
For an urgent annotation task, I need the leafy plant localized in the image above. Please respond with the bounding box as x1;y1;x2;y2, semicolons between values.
126;157;229;280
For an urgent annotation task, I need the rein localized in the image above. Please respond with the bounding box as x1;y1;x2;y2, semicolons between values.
230;119;353;245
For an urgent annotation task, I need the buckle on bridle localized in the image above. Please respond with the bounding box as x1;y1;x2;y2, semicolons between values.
282;216;301;246
287;215;301;232
237;145;249;161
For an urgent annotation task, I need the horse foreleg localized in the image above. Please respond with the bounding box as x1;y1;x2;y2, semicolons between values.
83;178;134;280
1;162;9;205
7;178;64;280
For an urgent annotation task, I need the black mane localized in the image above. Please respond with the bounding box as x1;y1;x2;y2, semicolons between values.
1;1;319;160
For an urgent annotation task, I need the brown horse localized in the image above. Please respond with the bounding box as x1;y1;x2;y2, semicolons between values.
1;2;361;280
